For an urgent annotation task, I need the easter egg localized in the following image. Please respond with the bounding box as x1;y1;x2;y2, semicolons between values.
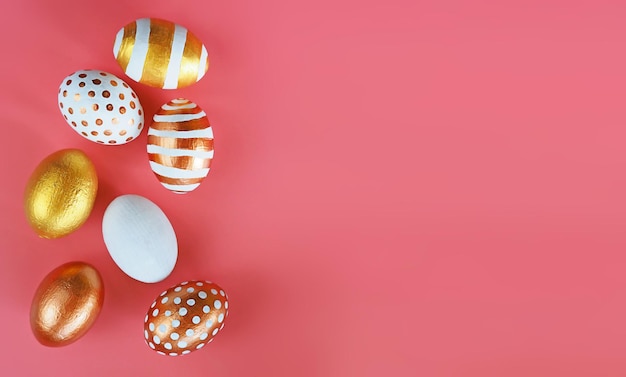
58;69;144;145
144;281;229;356
113;18;209;89
148;98;214;193
24;149;98;238
102;194;177;283
30;262;104;346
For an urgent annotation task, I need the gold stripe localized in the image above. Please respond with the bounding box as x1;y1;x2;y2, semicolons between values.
116;22;137;72
148;136;214;151
154;173;205;186
140;19;175;88
177;32;204;88
157;107;204;116
149;154;211;170
150;118;210;131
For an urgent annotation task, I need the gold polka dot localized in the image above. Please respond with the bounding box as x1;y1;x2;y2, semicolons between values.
81;131;88;137
79;107;86;114
92;79;101;85
97;140;104;144
81;120;88;127
68;108;74;114
59;102;64;108
99;72;107;76
79;82;85;87
78;73;87;78
108;140;117;144
128;118;135;126
122;82;129;88
95;119;103;125
138;109;142;115
88;91;95;97
62;90;67;97
119;93;125;100
126;136;134;142
119;107;126;114
64;115;68;120
74;93;81;101
110;80;118;86
138;122;143;130
112;118;119;125
119;130;127;136
131;92;136;98
106;104;114;111
91;131;98;136
66;79;72;85
71;121;76;127
104;130;112;136
92;104;99;111
129;101;136;109
103;91;110;98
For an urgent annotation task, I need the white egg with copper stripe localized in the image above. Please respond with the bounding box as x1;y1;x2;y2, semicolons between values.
113;18;209;89
148;99;214;193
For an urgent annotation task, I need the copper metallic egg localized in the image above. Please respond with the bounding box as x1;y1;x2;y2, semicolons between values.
144;281;229;356
30;262;104;347
24;149;98;238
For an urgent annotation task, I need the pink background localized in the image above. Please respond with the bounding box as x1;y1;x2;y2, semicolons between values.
1;0;625;375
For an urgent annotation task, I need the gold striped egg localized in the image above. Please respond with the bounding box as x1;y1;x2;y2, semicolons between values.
113;18;209;89
148;99;214;193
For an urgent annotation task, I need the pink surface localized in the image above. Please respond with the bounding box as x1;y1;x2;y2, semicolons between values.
1;0;626;375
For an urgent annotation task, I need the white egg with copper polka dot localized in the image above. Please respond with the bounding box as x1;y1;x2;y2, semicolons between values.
144;280;229;356
58;69;144;145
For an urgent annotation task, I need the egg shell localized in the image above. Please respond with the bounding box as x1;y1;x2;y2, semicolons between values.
114;18;209;89
30;262;104;347
148;98;213;193
24;149;98;238
145;281;229;356
58;70;144;145
102;195;177;283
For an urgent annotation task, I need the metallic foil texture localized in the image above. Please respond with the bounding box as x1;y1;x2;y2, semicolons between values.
30;262;104;347
24;149;98;238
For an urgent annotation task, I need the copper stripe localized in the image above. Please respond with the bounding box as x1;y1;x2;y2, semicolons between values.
157;107;204;116
140;19;175;88
147;136;214;151
149;154;211;170
150;118;210;131
116;22;137;72
154;173;204;186
178;32;204;88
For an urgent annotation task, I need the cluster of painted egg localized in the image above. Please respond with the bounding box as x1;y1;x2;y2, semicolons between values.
102;194;178;283
114;18;209;89
148;98;214;193
144;280;228;356
24;149;98;238
30;262;104;346
58;70;144;145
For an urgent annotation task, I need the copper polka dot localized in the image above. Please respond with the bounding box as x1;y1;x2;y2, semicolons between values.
108;140;117;144
110;80;118;86
62;90;67;97
119;130;127;136
66;80;72;85
64;115;68;120
102;91;110;98
112;118;119;125
99;72;107;76
119;107;126;114
78;73;87;78
79;82;85;87
122;82;129;88
95;119;103;126
68;108;74;114
81;132;88;137
92;104;99;111
91;131;98;136
79;107;87;114
119;93;125;100
138;122;143;130
104;130;112;136
106;104;114;111
131;92;136;98
138;109;142;115
97;140;104;144
73;93;81;101
128;118;135;126
92;79;101;85
59;102;64;108
126;137;134;142
88;91;95;97
81;120;88;127
71;121;76;127
129;101;136;109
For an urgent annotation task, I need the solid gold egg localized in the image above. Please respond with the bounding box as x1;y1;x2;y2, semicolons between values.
30;262;104;347
24;149;98;238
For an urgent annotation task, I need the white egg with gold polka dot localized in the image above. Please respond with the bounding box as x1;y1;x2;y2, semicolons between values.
58;69;144;145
